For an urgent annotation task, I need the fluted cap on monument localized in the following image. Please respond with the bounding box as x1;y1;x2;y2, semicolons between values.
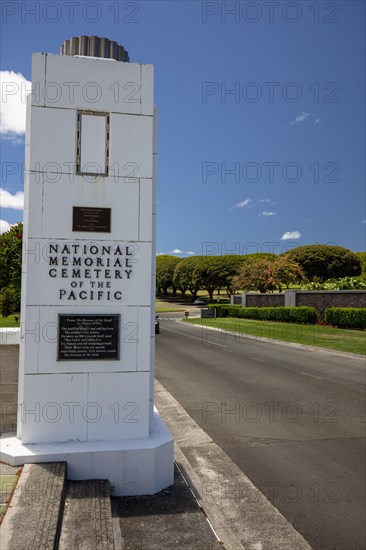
60;36;129;62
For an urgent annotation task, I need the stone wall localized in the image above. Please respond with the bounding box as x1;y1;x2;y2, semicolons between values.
245;293;285;308
295;291;366;319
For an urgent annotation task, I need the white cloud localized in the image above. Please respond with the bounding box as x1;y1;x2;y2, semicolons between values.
1;133;25;145
361;220;366;224
170;249;183;254
259;198;270;203
281;230;302;240
314;117;321;124
259;211;276;217
156;252;165;256
0;71;31;137
290;112;310;126
0;219;12;234
303;218;314;224
231;198;252;210
0;187;24;210
186;251;195;255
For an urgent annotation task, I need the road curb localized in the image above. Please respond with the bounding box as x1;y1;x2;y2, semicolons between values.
155;380;313;550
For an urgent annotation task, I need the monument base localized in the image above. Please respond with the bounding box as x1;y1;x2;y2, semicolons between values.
0;409;174;496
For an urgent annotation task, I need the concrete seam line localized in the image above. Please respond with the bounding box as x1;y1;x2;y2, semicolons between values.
174;459;227;549
173;449;245;550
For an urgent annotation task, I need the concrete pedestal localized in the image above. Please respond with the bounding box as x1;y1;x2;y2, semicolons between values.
1;408;173;496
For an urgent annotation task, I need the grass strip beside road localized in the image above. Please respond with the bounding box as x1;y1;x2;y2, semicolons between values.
0;315;20;328
184;317;365;355
156;301;185;313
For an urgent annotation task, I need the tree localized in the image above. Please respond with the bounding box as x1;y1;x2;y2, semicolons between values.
189;255;247;301
284;245;361;283
156;255;182;295
212;255;247;296
173;256;201;298
190;257;217;302
273;254;304;291
173;254;276;299
231;258;278;293
0;222;23;316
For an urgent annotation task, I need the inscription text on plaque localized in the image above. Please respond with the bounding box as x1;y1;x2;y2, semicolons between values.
58;314;120;361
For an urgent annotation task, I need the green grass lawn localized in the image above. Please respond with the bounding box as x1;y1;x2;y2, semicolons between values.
0;315;20;328
155;301;185;313
184;317;365;355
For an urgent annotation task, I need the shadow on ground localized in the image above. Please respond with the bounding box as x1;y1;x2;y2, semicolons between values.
112;464;222;550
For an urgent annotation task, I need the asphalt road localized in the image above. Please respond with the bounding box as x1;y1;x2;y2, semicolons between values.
155;313;366;550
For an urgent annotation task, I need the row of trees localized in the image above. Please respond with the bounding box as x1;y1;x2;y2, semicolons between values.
156;253;276;300
156;245;362;298
0;224;363;315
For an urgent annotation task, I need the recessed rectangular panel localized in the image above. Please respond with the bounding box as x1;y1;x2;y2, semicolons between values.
72;206;111;232
79;113;108;175
58;314;120;361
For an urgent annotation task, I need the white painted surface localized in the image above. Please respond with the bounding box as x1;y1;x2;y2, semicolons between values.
1;410;174;495
41;175;140;241
20;306;40;374
141;65;154;116
23;172;42;239
13;51;173;494
139;179;153;241
20;373;88;444
109;113;153;179
20;371;150;443
28;106;77;173
87;372;150;440
153;105;158;155
136;306;153;372
79;113;107;174
30;53;46;107
23;239;152;306
36;305;150;375
41;54;144;114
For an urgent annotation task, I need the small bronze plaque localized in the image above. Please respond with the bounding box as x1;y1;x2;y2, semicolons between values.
58;314;120;361
72;206;111;232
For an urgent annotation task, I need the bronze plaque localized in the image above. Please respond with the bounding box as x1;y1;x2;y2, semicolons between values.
72;206;111;232
58;314;120;361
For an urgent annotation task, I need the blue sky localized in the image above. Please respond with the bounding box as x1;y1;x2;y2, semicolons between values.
1;0;365;255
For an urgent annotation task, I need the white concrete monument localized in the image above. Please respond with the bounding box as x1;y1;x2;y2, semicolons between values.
1;37;174;495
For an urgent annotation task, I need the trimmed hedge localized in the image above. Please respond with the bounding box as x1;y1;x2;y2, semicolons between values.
324;308;366;329
208;305;317;324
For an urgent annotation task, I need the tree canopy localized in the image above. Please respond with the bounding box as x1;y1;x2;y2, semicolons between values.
156;255;182;295
284;245;361;283
355;252;366;280
0;222;23;315
173;256;201;298
232;255;304;293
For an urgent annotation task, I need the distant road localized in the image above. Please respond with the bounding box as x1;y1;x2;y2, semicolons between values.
155;313;366;550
